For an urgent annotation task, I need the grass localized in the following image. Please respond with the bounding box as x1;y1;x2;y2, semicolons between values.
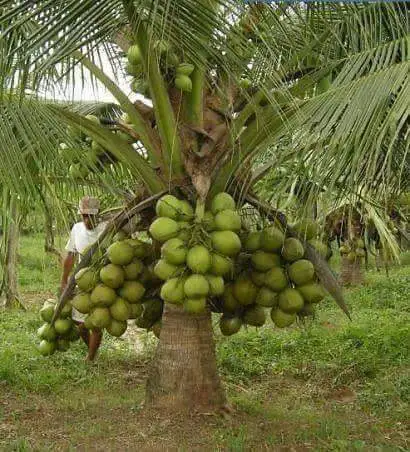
0;234;409;450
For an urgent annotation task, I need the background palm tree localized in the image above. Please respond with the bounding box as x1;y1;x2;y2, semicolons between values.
0;1;408;412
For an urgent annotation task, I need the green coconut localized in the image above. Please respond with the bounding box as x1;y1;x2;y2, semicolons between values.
339;245;350;254
179;200;194;221
206;275;225;296
71;292;92;314
127;44;142;65
40;303;55;323
187;245;211;274
184;274;210;298
251;251;281;271
149;217;179;242
109;297;131;321
161;238;187;265
233;276;258;306
154;259;182;281
250;271;266;287
106;319;128;337
278;288;304;313
83;315;95;330
176;221;191;242
256;287;278;307
107;241;134;266
175;75;192;92
211;192;236;214
308;239;329;259
288;259;315;286
220;315;242;336
292;220;319;240
123;258;144;280
54;318;73;335
223;285;240;312
176;62;195;75
118;281;146;304
128;303;144;319
37;323;57;341
211;231;241;256
270;308;296;328
99;264;125;289
203;211;215;231
260;226;285;252
56;338;70;352
75;267;98;292
126;238;149;258
282;238;304;262
210;253;233;276
59;302;72;319
243;305;266;327
297;283;326;303
90;284;117;307
69;163;87;179
214;209;241;232
264;267;288;292
38;340;56;356
244;231;261;252
89;307;111;329
184;297;207;314
155;194;181;219
160;277;185;304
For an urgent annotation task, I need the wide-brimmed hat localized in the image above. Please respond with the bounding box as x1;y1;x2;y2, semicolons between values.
78;196;100;215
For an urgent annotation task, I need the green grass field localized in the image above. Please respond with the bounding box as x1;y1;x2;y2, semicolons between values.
0;234;409;450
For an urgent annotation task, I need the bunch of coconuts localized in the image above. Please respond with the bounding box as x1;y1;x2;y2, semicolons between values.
149;192;242;316
37;298;80;356
70;233;162;338
339;237;366;262
218;226;327;336
61;114;120;180
126;39;194;95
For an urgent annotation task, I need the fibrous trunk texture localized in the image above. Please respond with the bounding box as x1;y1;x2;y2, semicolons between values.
4;198;23;308
145;304;226;412
340;256;364;286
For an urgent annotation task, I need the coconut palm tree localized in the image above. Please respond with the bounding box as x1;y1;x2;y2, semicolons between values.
0;1;408;412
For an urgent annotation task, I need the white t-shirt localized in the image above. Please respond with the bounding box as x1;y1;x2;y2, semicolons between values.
65;221;107;256
65;221;106;322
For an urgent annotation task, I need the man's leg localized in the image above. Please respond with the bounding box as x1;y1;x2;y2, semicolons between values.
86;328;103;361
74;321;90;346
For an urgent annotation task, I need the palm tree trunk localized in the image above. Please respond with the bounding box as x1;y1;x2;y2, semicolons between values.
340;256;364;286
4;197;24;309
43;204;62;263
145;304;226;412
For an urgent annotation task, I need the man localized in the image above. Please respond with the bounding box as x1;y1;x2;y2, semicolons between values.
61;196;106;362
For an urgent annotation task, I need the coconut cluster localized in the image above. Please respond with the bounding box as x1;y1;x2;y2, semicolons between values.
339;237;366;262
126;39;195;95
36;299;80;356
71;234;162;337
61;114;120;180
217;226;327;336
149;192;242;316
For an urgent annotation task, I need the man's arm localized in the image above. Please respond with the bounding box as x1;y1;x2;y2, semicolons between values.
60;252;76;292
